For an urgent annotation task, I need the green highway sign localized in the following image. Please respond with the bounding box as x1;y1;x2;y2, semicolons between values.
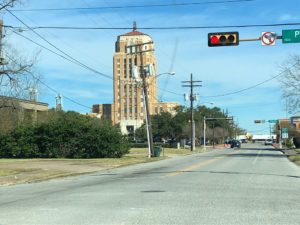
282;29;300;43
282;128;288;139
268;119;278;123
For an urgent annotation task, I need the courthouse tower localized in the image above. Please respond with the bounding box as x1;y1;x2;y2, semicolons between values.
112;23;158;134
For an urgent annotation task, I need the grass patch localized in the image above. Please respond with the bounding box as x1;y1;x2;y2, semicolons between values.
295;149;300;153
0;168;39;176
0;147;206;185
0;169;19;176
288;155;300;166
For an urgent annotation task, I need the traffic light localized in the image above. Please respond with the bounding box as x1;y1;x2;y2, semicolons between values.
254;120;265;124
208;32;239;47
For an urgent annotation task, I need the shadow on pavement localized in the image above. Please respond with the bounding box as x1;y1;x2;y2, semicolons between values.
92;168;300;180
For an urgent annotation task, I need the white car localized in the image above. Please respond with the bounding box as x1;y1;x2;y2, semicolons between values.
264;139;273;145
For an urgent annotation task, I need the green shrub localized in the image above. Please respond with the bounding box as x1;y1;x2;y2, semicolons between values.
0;111;130;158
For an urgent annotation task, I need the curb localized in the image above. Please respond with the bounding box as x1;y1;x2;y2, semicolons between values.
273;144;299;156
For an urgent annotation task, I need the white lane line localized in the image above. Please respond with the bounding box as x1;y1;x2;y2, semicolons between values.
252;150;262;165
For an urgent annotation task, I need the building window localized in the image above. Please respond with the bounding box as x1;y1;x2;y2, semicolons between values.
124;58;127;78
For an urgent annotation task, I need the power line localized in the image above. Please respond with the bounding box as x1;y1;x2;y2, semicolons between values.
6;22;300;31
5;9;113;80
10;0;255;12
161;61;299;99
202;63;299;98
29;72;92;110
3;50;92;110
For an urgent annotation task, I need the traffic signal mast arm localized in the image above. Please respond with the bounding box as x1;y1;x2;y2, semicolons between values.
208;31;283;47
205;117;233;121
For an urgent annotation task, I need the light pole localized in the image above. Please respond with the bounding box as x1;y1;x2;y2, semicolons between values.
146;71;175;157
156;72;175;78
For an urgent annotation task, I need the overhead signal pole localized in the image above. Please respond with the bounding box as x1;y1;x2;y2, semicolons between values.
182;74;202;151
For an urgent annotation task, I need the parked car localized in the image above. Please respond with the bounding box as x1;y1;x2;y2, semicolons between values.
264;139;273;145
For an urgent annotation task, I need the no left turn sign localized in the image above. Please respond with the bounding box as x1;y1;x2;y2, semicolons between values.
261;32;276;46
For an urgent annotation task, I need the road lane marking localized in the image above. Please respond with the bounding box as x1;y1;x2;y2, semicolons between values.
166;157;223;177
252;150;262;165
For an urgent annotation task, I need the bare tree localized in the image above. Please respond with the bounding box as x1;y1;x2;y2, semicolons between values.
279;55;300;115
0;1;42;133
0;44;39;102
0;0;19;10
0;0;40;104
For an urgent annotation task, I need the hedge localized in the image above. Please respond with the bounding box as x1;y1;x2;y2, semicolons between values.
0;111;130;158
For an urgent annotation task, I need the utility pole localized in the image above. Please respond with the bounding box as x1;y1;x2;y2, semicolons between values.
182;74;202;151
126;39;155;157
139;45;154;157
203;116;206;150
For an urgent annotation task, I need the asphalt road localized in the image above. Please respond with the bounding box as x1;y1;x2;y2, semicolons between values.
1;143;300;225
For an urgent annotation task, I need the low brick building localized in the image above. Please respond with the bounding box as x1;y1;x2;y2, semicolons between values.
0;96;49;133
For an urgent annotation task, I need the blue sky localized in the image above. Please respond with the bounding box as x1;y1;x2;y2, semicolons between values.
2;0;300;134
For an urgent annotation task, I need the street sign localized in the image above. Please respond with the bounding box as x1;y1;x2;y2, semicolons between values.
282;128;288;139
282;29;300;44
268;119;278;123
261;32;276;46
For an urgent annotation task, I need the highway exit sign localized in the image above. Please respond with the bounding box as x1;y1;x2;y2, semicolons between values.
282;29;300;43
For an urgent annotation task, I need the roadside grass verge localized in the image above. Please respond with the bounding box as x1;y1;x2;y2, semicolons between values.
288;148;300;166
0;147;198;185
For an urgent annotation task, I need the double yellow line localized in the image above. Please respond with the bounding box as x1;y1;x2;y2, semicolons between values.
166;157;223;177
166;150;240;177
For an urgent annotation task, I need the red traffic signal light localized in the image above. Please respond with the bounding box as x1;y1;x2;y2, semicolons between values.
208;32;239;47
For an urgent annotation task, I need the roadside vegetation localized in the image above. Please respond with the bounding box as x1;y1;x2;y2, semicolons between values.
0;147;196;185
0;110;130;159
134;105;243;145
288;149;300;166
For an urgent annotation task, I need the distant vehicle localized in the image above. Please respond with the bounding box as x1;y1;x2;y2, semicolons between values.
234;140;241;148
241;139;247;143
229;139;241;148
264;139;273;145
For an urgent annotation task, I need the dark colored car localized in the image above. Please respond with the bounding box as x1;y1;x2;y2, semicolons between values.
230;140;241;148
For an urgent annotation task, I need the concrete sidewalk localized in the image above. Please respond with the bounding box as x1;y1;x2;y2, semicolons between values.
273;143;299;156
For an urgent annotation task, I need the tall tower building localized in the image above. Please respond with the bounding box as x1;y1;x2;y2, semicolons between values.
113;23;158;134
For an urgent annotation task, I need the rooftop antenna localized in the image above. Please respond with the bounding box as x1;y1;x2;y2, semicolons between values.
133;21;137;31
